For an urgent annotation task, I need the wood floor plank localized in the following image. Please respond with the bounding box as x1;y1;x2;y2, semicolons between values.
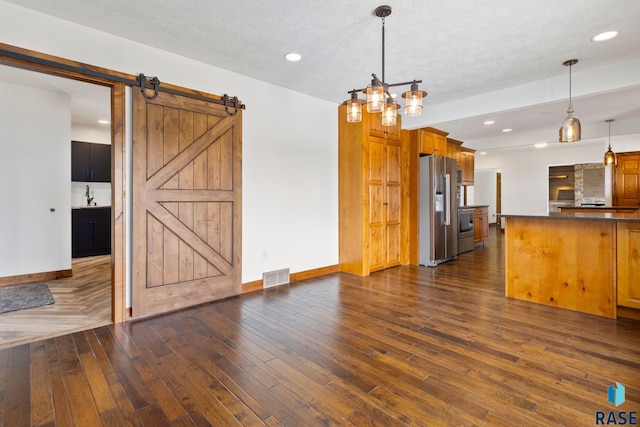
29;341;53;426
63;367;102;426
45;339;74;427
78;352;117;414
3;226;640;426
3;346;30;427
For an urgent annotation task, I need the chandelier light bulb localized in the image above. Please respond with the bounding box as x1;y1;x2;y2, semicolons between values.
365;83;384;113
381;98;399;126
346;92;364;123
402;82;427;117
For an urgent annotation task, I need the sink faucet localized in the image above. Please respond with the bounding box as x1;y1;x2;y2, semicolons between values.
85;184;94;206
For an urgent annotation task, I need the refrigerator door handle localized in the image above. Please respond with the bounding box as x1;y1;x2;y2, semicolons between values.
444;173;451;225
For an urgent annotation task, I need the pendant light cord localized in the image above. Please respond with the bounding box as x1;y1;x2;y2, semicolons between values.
381;16;386;84
568;63;573;113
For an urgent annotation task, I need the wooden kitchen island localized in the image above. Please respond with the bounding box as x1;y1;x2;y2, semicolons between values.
502;210;640;319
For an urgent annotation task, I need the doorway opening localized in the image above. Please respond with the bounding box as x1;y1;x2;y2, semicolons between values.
0;64;115;349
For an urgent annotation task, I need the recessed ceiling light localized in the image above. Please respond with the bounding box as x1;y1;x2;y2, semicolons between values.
284;53;302;62
480;152;487;155
502;128;512;133
534;143;548;149
591;31;619;42
98;119;110;124
484;120;495;125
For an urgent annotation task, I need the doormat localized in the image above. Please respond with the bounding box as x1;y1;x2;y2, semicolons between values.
0;283;55;314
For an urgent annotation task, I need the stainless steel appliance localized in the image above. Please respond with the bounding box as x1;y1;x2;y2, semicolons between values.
458;208;475;254
419;155;458;266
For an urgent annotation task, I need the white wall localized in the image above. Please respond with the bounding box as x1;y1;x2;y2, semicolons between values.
0;81;71;276
0;1;339;284
72;124;111;144
473;170;499;223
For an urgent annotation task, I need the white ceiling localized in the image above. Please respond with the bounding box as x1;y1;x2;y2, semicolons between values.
4;0;640;150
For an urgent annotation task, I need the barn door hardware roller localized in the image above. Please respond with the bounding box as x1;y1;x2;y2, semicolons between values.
137;73;160;100
223;94;241;116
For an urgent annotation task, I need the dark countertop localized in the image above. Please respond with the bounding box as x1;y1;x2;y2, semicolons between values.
72;206;111;209
502;210;640;223
559;205;638;210
459;205;489;209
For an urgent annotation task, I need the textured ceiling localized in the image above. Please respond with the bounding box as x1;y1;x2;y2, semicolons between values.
4;0;640;150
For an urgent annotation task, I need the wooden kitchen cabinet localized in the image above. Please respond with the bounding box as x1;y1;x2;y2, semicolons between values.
446;138;462;166
473;206;489;245
460;147;475;185
368;112;402;140
414;127;448;156
617;221;640;310
71;141;111;182
338;104;402;275
72;207;111;258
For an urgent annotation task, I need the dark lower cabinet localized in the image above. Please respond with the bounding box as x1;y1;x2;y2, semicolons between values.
72;207;111;258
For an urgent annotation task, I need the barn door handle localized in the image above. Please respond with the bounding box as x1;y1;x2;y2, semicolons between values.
137;74;160;100
223;94;240;116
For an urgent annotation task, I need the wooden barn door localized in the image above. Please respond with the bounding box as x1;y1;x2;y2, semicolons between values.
132;89;242;318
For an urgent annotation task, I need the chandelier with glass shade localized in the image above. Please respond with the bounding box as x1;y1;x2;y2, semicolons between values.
344;5;427;127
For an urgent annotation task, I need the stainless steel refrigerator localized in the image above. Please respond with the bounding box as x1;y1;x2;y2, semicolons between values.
419;155;458;266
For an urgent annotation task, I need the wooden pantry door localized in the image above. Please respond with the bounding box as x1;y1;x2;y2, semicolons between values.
132;89;242;318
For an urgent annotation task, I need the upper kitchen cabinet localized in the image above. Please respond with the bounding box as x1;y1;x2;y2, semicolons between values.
446;138;462;166
414;127;448;156
460;147;475;186
368;112;402;141
71;141;111;182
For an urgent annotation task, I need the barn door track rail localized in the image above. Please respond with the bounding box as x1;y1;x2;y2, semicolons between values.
0;45;245;115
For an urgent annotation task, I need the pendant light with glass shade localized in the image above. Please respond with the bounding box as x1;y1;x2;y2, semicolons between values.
344;5;428;127
604;119;617;166
559;59;581;142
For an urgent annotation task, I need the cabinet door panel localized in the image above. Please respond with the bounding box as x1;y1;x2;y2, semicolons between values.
72;211;94;257
369;139;385;225
617;222;640;309
386;184;401;224
71;141;91;181
91;143;112;182
369;226;384;272
386;143;401;184
369;184;384;225
385;223;401;266
369;140;384;183
92;208;112;253
369;113;401;140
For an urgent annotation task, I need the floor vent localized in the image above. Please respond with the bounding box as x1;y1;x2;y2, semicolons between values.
262;268;290;289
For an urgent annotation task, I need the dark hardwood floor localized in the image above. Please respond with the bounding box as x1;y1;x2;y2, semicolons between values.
1;226;639;426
